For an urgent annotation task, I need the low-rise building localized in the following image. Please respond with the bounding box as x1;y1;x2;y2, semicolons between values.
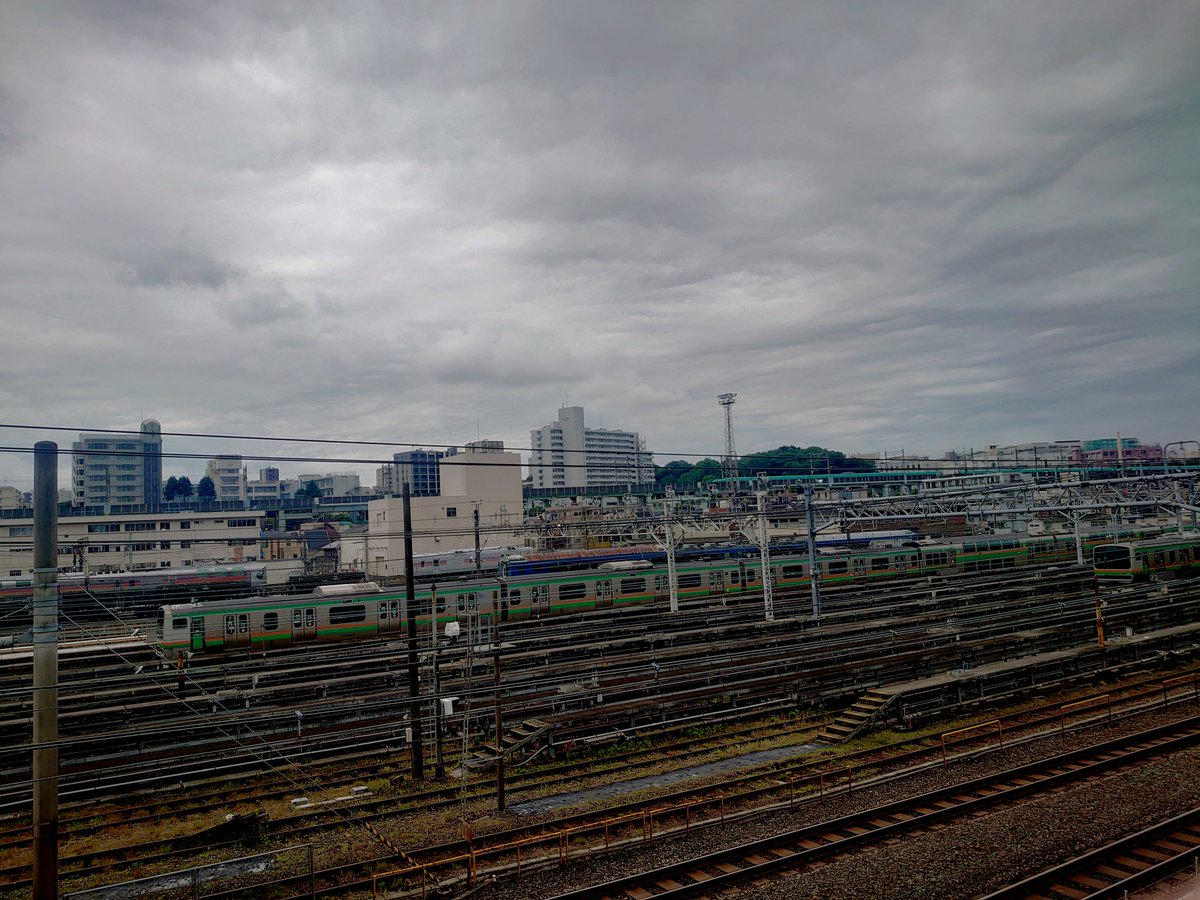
366;443;523;578
0;508;266;577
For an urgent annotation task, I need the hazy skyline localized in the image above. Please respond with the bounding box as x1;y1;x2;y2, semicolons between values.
1;2;1197;489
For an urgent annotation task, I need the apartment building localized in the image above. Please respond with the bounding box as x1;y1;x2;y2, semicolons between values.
205;455;248;503
529;406;654;490
72;419;163;512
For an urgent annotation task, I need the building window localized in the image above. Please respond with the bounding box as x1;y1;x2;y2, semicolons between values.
445;507;457;518
180;521;191;530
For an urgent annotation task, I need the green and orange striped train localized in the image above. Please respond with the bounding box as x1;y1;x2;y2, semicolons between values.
155;531;1199;658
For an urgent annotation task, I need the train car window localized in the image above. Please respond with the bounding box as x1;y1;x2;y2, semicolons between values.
329;604;366;625
619;578;646;594
509;589;522;604
390;601;400;618
263;612;278;631
378;604;388;620
293;609;302;628
172;617;187;630
559;583;587;601
224;615;235;635
678;573;702;588
872;557;889;571
456;595;466;613
781;565;804;578
828;561;848;574
237;615;249;634
305;608;315;628
963;542;977;553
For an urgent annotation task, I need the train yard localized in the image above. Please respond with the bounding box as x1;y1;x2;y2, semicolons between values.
2;563;1200;897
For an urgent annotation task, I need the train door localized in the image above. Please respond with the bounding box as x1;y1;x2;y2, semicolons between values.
709;570;726;596
852;556;867;580
528;584;549;616
737;562;748;591
223;613;250;649
190;616;205;651
292;606;317;642
377;599;401;635
596;579;613;609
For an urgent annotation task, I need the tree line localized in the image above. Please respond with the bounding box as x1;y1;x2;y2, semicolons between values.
655;445;874;488
162;476;323;501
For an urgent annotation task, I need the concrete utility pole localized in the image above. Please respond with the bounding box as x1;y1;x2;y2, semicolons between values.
32;441;59;900
402;482;424;780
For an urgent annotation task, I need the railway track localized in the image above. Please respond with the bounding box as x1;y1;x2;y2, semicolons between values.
0;568;1138;812
1;570;1198;898
983;806;1200;899
545;715;1200;899
8;667;1197;898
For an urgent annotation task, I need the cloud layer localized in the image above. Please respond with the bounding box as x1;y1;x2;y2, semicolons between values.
1;1;1196;485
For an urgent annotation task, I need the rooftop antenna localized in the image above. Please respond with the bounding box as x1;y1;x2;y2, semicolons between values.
718;393;738;484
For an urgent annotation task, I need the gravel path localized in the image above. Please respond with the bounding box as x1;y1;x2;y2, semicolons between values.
472;701;1200;900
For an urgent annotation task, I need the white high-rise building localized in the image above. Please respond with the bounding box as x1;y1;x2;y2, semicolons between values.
529;406;654;490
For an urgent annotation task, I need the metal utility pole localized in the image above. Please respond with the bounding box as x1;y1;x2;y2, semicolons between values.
492;616;506;812
656;487;681;614
402;482;424;780
755;478;774;622
718;393;738;494
33;441;59;900
805;483;821;620
473;503;481;576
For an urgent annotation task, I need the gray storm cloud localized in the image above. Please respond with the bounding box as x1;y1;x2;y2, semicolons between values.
0;0;1196;487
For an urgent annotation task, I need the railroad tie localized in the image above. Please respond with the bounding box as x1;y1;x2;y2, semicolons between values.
360;819;430;880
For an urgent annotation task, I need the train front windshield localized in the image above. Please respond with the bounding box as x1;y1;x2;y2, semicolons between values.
1093;545;1132;570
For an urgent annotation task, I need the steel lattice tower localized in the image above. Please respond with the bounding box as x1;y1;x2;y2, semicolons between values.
718;393;738;483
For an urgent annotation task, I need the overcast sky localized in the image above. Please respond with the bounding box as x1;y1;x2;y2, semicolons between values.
1;1;1197;489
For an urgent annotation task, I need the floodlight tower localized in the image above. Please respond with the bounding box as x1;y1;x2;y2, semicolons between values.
718;393;738;485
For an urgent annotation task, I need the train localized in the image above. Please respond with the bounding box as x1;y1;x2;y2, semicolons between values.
397;531;918;579
0;531;917;621
0;564;270;616
0;563;365;620
1092;535;1200;582
155;531;1129;658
